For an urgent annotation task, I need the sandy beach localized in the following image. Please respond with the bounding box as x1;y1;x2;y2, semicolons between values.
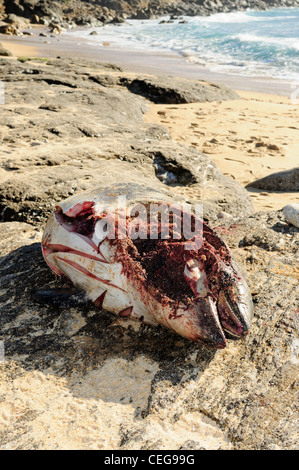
0;27;297;96
1;31;298;212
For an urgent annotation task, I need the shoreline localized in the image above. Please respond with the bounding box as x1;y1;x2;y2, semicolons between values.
0;28;296;97
0;32;298;213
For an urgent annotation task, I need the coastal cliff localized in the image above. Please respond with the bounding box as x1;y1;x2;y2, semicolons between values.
0;0;299;30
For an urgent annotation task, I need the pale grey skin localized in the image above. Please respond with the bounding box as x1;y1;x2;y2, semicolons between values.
42;183;253;349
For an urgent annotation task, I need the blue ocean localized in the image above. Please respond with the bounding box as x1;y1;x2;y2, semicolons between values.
68;8;299;81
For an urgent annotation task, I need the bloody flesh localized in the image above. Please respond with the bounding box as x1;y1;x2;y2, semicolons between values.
55;204;234;307
132;238;195;304
57;210;96;237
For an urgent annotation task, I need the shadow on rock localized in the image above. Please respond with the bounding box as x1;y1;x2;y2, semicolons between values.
1;209;298;449
0;242;216;403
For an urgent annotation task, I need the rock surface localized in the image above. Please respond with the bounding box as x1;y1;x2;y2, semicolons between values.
283;203;299;229
246;168;299;192
0;57;298;450
0;57;253;226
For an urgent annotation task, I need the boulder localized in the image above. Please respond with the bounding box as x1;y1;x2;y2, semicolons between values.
0;22;20;34
5;12;29;28
283;203;299;228
246;168;299;191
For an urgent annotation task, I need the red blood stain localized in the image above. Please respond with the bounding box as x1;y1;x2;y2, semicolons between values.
94;290;107;308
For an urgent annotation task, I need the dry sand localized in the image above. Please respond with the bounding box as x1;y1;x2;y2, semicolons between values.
1;41;38;58
145;91;299;212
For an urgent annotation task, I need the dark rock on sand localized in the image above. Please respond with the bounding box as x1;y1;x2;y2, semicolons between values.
119;75;239;104
246;168;299;191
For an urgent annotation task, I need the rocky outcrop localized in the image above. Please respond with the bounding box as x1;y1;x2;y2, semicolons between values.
0;0;299;30
0;57;298;450
0;57;253;226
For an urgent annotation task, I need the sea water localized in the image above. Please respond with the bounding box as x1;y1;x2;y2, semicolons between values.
67;8;299;81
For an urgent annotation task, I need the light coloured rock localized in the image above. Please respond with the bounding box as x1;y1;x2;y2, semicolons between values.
283;203;299;228
119;74;240;104
0;57;298;451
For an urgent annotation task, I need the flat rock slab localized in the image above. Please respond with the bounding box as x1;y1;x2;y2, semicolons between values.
0;58;252;226
0;211;298;449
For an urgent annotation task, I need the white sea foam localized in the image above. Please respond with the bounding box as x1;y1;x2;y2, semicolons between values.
233;33;299;51
65;8;299;81
200;11;261;23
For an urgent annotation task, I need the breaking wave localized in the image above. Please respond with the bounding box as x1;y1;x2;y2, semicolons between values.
67;8;299;80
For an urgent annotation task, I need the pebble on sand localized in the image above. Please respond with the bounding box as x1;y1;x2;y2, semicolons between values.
283;204;299;229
